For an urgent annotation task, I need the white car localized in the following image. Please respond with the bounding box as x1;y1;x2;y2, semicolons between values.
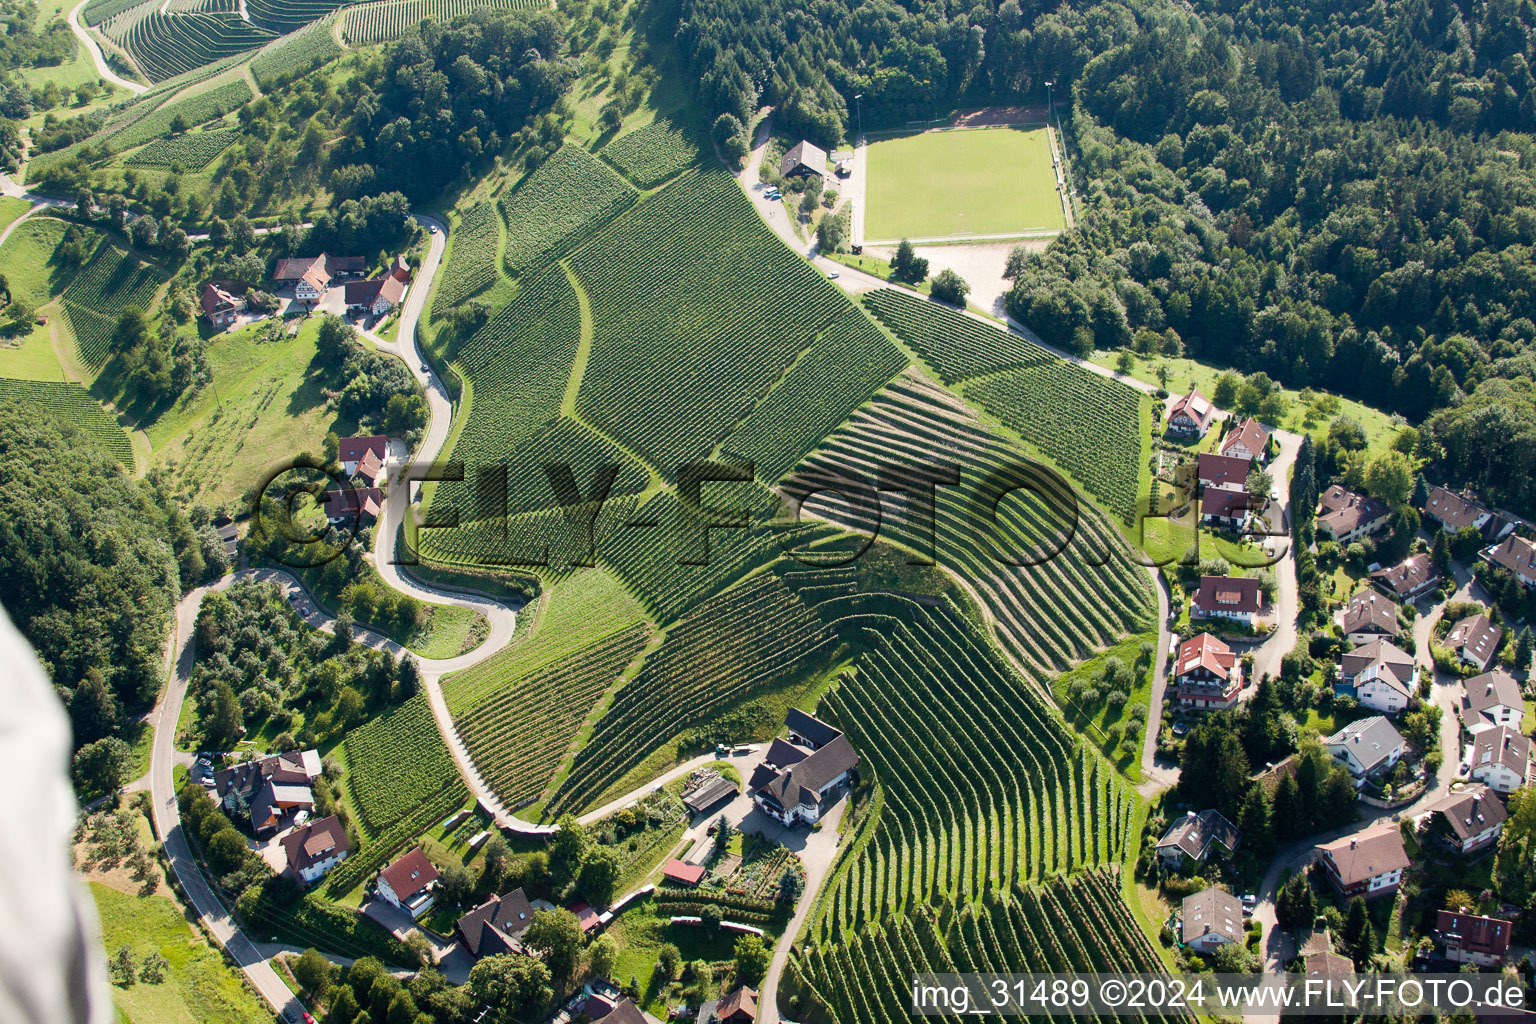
827;270;840;279
429;225;439;234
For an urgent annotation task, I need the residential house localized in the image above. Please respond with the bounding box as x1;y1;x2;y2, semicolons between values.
1324;716;1405;780
1304;951;1354;977
749;712;858;827
339;435;388;478
1190;575;1263;625
697;985;757;1024
662;859;706;887
780;140;828;178
321;486;384;525
1424;486;1513;542
1317;826;1409;899
1337;639;1417;714
786;707;841;750
1424;785;1507;855
1436;910;1512;967
350;446;386;488
1470;726;1532;795
1196;452;1252;492
587;996;660;1024
1174;632;1244;709
1167;388;1215;438
1485;534;1536;590
344;272;408;316
1460;670;1524;732
1340;591;1400;646
1155;809;1240;868
1200;487;1254;531
377;848;440;918
1220;417;1271;463
327;255;367;279
200;282;244;326
1371;554;1441;603
212;749;322;834
1316;485;1390;544
1181;887;1243;953
272;254;334;301
455;888;535;960
1445;614;1504;672
280;815;350;885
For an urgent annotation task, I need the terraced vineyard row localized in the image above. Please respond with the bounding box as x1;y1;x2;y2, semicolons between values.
249;16;343;85
791;873;1185;1024
863;288;1050;383
718;306;909;484
83;0;145;26
500;145;637;276
124;128;237;168
431;200;500;315
112;77;254;151
543;571;836;818
341;0;540;43
598;114;703;187
244;0;348;33
103;1;275;82
342;695;461;836
570;169;849;472
61;241;168;369
791;373;1154;677
0;379;134;468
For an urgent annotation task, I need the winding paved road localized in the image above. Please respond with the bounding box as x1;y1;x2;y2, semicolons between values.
66;0;146;96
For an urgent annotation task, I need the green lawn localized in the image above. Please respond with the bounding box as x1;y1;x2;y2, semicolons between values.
90;882;273;1024
0;321;69;380
0;196;29;236
823;250;932;296
864;126;1063;241
606;896;754;1018
0;215;75;306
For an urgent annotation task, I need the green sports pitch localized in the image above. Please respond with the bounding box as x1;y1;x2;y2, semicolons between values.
864;126;1064;241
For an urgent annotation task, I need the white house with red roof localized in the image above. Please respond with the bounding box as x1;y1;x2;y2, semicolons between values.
339;435;388;478
1174;633;1243;709
1197;452;1252;492
1190;575;1263;625
1220;417;1271;463
280;814;351;885
1317;825;1409;899
1168;388;1215;438
377;848;440;918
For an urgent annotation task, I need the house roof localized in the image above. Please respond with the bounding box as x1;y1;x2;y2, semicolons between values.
567;900;601;932
1473;726;1531;777
1463;669;1523;718
1304;952;1354;976
379;848;439;900
1487;534;1536;581
1436;909;1512;956
1426;785;1508;843
1181;886;1242;946
389;254;411;282
353;447;385;485
201;281;241;315
1340;638;1416;695
1447;615;1504;666
1318;484;1389;538
780;140;828;176
592;997;655;1024
717;984;758;1021
1197;452;1252;488
1201;487;1253;520
1341;591;1399;637
322;487;384;519
762;737;811;770
328;255;366;273
785;708;842;749
456;888;534;958
682;777;737;813
1425;486;1492;532
754;734;858;812
1156;809;1240;861
345;274;407;307
1192;575;1263;615
1169;388;1213;427
339;435;388;464
280;814;349;874
1318;825;1409;885
662;859;706;886
1176;633;1236;682
1221;416;1270;457
1371;554;1439;600
1325;715;1405;773
212;750;318;803
272;254;323;281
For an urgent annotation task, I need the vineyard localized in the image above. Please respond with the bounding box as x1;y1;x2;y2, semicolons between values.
101;0;275;82
0;379;134;468
570;169;849;473
61;241;169;369
718;306;909;485
341;0;541;44
342;695;461;836
111;77;254;152
598;114;704;188
82;0;144;25
862;287;1049;384
124;128;238;168
431;201;500;315
249;17;343;85
789;373;1154;677
789;874;1183;1024
244;0;348;33
500;144;637;276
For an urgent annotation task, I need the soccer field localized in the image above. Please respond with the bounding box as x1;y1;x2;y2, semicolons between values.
864;126;1064;242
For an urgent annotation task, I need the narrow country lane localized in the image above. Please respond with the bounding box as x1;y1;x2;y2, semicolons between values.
66;0;146;96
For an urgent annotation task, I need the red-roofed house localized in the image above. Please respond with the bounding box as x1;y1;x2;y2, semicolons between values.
1220;417;1271;463
322;486;384;525
1197;453;1252;492
1168;388;1215;438
1317;485;1390;544
200;281;244;326
345;273;408;316
1190;575;1263;625
1200;487;1254;531
567;900;601;933
1371;553;1440;602
338;436;388;477
662;859;706;886
1317;825;1409;899
1436;910;1512;967
1175;633;1243;709
377;848;440;918
272;254;334;301
280;815;351;885
1485;534;1536;589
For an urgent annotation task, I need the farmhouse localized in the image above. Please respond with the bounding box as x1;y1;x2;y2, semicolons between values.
1484;534;1536;589
1316;485;1390;544
780;140;828;178
1324;716;1405;780
377;848;440;918
272;254;334;301
1155;809;1240;868
1445;614;1503;672
1174;632;1243;709
1425;486;1513;541
1180;887;1242;953
586;996;661;1024
1167;388;1215;438
749;712;859;827
1337;638;1417;714
1304;952;1354;977
280;814;351;885
1190;575;1263;625
1196;452;1251;492
200;281;244;326
1460;670;1524;732
1436;910;1511;967
344;272;408;316
212;748;322;834
1371;554;1440;603
1220;417;1270;462
350;446;385;488
1424;786;1507;855
1340;591;1399;646
697;984;757;1024
339;435;388;478
322;486;384;525
1469;726;1532;795
1317;825;1409;900
1200;487;1253;531
455;887;535;960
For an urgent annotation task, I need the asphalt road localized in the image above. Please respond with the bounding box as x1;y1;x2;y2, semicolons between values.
66;0;146;96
